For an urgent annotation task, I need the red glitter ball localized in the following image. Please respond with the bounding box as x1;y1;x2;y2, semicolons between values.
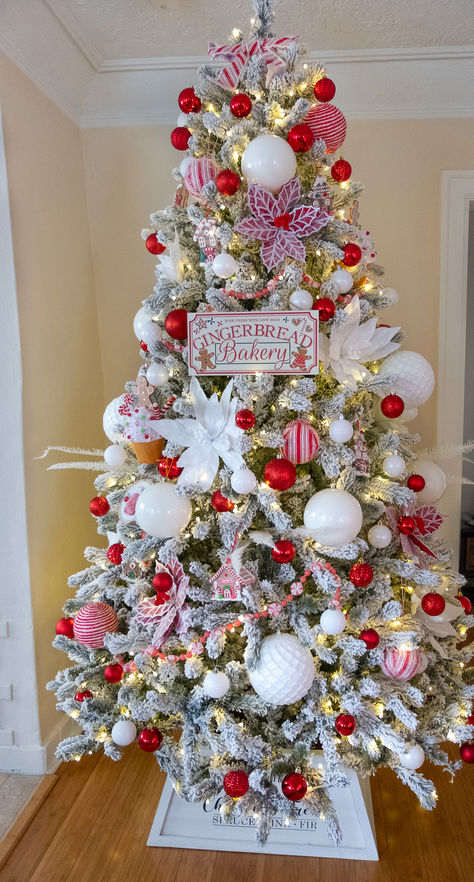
314;77;336;102
312;297;335;322
263;458;297;491
211;490;234;512
421;593;446;616
235;409;255;430
223;769;249;797
287;123;314;153
349;562;373;587
170;127;191;150
145;234;165;255
107;543;125;565
216;169;240;196
178;87;201;113
89;496;110;517
342;243;362;267
331;158;351;182
271;539;296;564
380;394;404;419
165;308;188;339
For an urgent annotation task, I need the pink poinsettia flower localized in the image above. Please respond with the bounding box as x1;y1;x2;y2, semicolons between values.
235;176;331;270
386;505;443;563
135;559;189;648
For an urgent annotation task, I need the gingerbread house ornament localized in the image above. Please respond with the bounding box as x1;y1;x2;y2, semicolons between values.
211;557;255;601
353;430;370;477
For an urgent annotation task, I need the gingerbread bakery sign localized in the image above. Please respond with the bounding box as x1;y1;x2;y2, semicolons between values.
187;311;319;376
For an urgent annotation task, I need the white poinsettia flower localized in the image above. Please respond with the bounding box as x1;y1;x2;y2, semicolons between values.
319;295;401;389
155;232;184;281
157;377;248;490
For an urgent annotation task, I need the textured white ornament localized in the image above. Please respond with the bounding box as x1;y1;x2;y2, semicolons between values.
241;134;297;194
382;454;406;478
135;483;192;538
133;307;162;344
320;607;346;635
104;444;127;467
146;363;169;387
289;288;313;310
111;719;137;747
303;488;363;546
377;350;435;407
231;467;257;494
409;459;446;504
399;744;425;770
246;633;314;705
179;156;193;177
103;397;127;443
212;252;238;278
329;418;353;443
203;670;230;698
330;268;353;293
368;523;392;548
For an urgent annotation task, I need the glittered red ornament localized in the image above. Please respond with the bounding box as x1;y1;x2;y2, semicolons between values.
230;93;252;118
263;458;297;491
287;123;314;153
342;243;362;267
89;496;110;517
170;127;191;150
397;515;416;535
235;409;255;430
74;690;92;702
145;234;166;255
56;617;75;638
223;769;249;798
421;592;446;616
165;308;188;339
178;87;202;114
349;562;373;587
460;742;474;763
312;297;335;322
104;663;124;684
360;628;380;650
138;727;163;752
314;77;336;102
216;169;240;196
107;543;125;565
158;457;183;479
335;713;356;736
407;473;426;492
271;539;295;564
211;490;234;512
380;394;404;419
459;594;472;614
331;158;351;183
281;772;307;801
153;572;173;593
467;713;474;725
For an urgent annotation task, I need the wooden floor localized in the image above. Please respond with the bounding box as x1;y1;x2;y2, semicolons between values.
0;745;471;882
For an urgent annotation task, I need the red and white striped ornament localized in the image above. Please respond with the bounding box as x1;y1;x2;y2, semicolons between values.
73;602;119;649
281;419;320;465
184;157;220;197
381;647;421;681
303;103;347;153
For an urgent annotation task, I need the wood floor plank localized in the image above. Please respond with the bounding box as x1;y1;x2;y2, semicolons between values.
261;853;320;882
211;850;266;882
377;766;427;882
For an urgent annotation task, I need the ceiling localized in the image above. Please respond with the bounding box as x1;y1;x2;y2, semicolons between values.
0;0;473;126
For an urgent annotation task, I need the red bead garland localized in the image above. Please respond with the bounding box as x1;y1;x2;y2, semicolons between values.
170;127;191;150
223;769;249;797
312;297;335;322
331;158;351;182
421;593;446;616
407;474;426;492
89;496;110;517
138;727;163;752
342;243;362;267
145;234;165;255
281;772;307;801
263;458;297;491
287;124;314;152
314;77;336;102
272;540;296;564
107;543;125;565
178;87;201;114
335;713;356;736
165;309;188;339
349;562;373;587
230;93;252;118
56;617;75;638
158;457;183;479
211;490;235;512
380;394;404;418
359;628;380;650
104;663;124;684
216;169;240;195
235;409;255;430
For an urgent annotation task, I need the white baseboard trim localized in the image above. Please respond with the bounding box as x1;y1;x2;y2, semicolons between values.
0;717;78;775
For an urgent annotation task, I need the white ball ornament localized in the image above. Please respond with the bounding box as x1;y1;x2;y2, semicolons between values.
179;156;193;177
382;454;406;478
303;488;363;547
203;670;230;699
133;307;161;344
330;268;353;294
177;111;188;127
135;483;192;538
320;607;346;635
241;134;297;194
104;444;127;467
289;288;314;310
368;523;392;549
399;744;425;770
212;252;238;278
409;459;446;504
231;467;257;494
119;480;150;524
103;396;127;443
329;418;353;444
246;633;314;705
111;719;137;747
146;363;169;387
377;350;435;407
382;286;399;305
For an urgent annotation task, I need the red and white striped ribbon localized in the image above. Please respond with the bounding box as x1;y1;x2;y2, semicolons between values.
208;36;298;89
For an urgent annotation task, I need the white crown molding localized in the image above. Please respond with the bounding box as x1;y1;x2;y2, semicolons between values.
43;0;103;71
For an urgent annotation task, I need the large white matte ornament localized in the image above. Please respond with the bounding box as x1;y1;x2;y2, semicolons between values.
399;744;425;770
212;252;238;278
146;363;169;387
231;467;257;494
104;444;127;467
409;459;446;504
382;454;406;478
303;488;363;546
368;523;392;548
330;268;353;293
135;483;192;538
112;719;137;747
320;607;346;635
289;288;313;310
246;633;314;705
133;307;161;344
382;287;399;305
103;397;127;443
329;418;353;443
377;350;435;407
241;134;297;194
203;670;230;698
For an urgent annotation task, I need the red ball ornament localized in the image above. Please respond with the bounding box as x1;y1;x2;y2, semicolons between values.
271;539;295;564
165;308;188;339
335;713;356;736
107;543;125;565
230;93;252;118
459;594;472;614
211;490;234;512
152;572;173;593
178;87;202;114
314;77;336;103
312;297;335;322
407;473;426;492
397;515;416;535
421;593;446;616
380;394;404;419
349;562;373;587
73;602;119;649
342;243;362;267
281;772;307;801
158;457;183;479
89;496;110;517
331;158;352;183
138;727;163;752
74;690;92;702
104;663;124;684
263;458;297;491
467;713;474;725
287;123;314;153
145;234;166;255
140;340;149;353
235;409;255;430
170;127;191;150
56;617;75;638
460;742;474;763
216;169;240;196
223;769;249;798
360;628;380;650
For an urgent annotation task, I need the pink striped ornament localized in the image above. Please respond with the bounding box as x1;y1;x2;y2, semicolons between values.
381;647;421;681
184;157;220;197
303;103;347;153
73;602;119;649
281;419;320;464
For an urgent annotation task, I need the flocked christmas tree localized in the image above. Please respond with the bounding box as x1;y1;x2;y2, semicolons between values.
48;0;474;843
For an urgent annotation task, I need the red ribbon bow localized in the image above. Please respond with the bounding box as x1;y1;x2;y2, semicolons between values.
208;36;298;89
